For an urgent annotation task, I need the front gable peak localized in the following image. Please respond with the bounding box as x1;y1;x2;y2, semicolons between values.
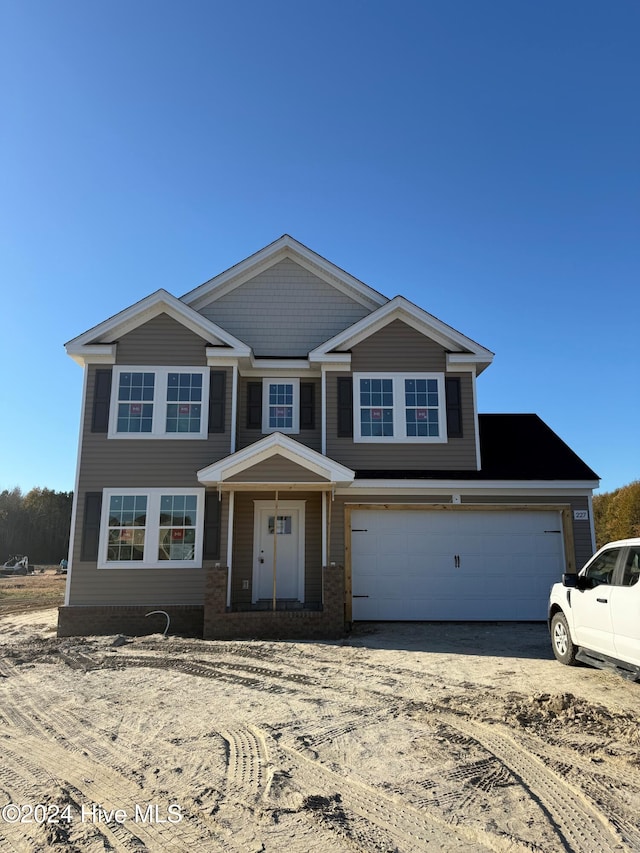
197;433;355;487
65;289;251;365
309;296;495;373
181;235;388;312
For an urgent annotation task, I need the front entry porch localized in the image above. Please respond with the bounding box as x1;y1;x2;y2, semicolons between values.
197;433;354;638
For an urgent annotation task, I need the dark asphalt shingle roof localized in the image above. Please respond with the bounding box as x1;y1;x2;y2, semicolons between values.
354;414;599;482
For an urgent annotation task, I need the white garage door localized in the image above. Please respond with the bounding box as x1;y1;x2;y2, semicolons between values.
350;509;566;621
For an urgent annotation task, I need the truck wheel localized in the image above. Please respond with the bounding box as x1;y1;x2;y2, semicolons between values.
551;612;577;665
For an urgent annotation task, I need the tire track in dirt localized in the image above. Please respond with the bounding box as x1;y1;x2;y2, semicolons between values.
512;729;640;851
0;662;216;852
220;725;269;800
271;729;526;853
442;715;625;853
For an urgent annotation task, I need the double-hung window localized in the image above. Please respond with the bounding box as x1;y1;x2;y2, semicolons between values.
99;488;204;568
353;372;446;442
262;378;300;434
109;367;209;439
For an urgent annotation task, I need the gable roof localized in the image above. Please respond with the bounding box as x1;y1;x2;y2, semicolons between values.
181;235;388;312
65;289;251;365
197;432;355;486
309;295;495;373
353;415;599;482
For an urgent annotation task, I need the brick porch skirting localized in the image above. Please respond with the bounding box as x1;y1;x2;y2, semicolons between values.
57;605;204;638
203;564;346;641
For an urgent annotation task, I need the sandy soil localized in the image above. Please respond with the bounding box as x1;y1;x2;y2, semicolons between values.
0;611;639;852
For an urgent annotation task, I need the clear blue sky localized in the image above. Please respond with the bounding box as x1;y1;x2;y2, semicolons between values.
1;0;638;496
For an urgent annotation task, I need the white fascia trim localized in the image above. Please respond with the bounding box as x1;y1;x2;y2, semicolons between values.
182;235;388;312
197;433;355;484
206;353;244;367
67;344;117;367
250;357;313;371
309;296;494;369
314;354;352;367
339;480;599;494
66;289;252;354
446;354;487;371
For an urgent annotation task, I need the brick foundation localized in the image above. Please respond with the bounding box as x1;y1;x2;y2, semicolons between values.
203;564;346;640
57;605;204;638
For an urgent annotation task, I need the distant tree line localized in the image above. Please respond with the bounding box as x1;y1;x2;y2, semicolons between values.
593;480;640;549
0;488;73;565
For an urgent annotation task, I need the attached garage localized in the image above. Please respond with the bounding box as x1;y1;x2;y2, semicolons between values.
349;506;568;621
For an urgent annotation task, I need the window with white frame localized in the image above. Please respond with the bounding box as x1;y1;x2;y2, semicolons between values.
109;367;209;438
262;378;300;433
99;489;204;568
353;372;446;442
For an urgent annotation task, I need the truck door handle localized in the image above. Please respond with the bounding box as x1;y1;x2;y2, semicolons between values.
596;597;608;604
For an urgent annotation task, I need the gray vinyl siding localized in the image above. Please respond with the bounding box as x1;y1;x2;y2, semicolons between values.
350;319;448;372
68;490;229;605
227;456;327;483
237;376;322;453
198;259;372;356
69;355;233;605
229;491;322;606
115;313;212;364
326;321;478;470
329;493;591;571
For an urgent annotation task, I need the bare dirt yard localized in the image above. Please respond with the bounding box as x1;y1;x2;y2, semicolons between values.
0;607;639;853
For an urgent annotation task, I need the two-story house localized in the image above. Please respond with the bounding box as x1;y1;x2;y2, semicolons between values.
58;236;599;639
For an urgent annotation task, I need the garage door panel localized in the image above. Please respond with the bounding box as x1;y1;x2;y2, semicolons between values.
351;508;566;621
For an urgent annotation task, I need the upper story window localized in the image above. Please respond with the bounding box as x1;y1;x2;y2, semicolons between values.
109;367;209;439
99;488;204;568
262;378;300;434
353;372;447;443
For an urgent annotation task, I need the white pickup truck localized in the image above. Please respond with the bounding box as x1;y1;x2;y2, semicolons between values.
548;538;640;681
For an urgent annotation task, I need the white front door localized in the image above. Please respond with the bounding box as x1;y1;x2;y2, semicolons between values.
253;501;305;602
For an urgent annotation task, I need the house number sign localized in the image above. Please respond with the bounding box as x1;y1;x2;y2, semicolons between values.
573;510;589;521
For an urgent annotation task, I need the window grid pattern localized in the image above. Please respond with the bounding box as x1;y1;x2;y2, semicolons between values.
405;378;440;437
116;373;155;433
158;494;198;561
360;378;394;437
268;383;294;429
166;373;203;433
107;495;147;562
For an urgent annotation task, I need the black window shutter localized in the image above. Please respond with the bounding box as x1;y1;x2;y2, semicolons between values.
91;369;112;433
445;377;463;438
337;377;353;438
246;382;262;429
300;382;315;430
81;492;102;561
208;371;226;433
203;493;221;560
